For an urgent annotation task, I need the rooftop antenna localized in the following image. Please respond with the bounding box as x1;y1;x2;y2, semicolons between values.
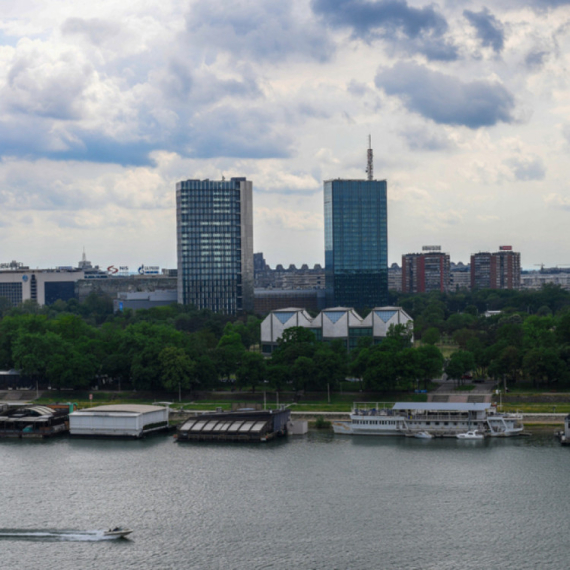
366;134;373;181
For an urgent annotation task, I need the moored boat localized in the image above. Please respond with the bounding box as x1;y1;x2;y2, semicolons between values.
414;431;433;439
456;430;484;440
331;402;524;437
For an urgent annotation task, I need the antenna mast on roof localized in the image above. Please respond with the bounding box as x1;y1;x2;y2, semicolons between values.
366;134;373;181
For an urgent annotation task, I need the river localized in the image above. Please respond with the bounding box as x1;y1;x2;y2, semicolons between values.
0;431;568;569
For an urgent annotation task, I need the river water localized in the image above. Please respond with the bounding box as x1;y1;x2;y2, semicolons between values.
1;431;568;570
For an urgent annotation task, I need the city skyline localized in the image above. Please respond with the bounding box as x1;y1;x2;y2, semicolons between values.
0;2;568;270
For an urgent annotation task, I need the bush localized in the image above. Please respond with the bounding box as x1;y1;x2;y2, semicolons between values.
314;416;331;429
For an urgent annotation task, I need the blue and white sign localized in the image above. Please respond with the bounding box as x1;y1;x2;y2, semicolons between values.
138;265;160;275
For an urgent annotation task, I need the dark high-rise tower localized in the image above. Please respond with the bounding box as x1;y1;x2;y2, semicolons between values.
324;139;388;309
176;177;253;314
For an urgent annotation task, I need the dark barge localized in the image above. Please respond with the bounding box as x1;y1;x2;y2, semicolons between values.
0;404;72;438
176;408;291;442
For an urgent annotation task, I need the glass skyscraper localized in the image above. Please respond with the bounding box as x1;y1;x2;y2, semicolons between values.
324;179;388;309
176;177;254;315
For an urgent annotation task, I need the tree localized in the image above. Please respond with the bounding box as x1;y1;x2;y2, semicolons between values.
13;331;66;383
266;362;290;392
159;347;195;400
416;344;445;389
445;350;476;385
312;343;347;391
214;331;246;381
421;327;440;345
271;327;316;368
236;352;266;392
363;349;397;391
522;347;568;389
291;356;316;392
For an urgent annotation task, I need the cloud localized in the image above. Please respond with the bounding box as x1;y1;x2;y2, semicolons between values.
505;156;546;181
1;40;95;121
399;126;452;151
255;206;323;231
186;1;333;63
464;8;505;53
525;49;549;69
311;0;458;61
545;193;570;210
61;18;122;47
375;62;515;128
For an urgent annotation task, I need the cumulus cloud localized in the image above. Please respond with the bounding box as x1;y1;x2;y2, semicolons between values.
375;62;515;128
399;125;453;151
1;41;95;121
545;193;570;210
186;0;333;62
505;156;546;181
61;18;122;46
464;8;505;53
255;206;323;231
311;0;458;61
525;49;549;70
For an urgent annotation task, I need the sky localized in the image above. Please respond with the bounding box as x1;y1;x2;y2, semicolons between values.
1;0;570;271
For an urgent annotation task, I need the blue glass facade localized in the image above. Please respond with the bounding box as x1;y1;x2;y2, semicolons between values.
324;179;388;309
176;178;254;315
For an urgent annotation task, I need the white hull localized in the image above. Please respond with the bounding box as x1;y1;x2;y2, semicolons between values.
332;404;524;438
104;529;132;538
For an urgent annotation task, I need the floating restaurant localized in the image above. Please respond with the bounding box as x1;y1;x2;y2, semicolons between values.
176;408;291;442
69;404;170;438
332;402;524;437
0;404;71;438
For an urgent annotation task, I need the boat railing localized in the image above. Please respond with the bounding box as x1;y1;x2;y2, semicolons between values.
352;402;395;415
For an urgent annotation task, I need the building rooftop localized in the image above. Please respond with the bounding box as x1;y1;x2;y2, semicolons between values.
71;404;167;415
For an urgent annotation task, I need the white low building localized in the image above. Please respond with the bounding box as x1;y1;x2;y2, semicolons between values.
69;404;169;438
261;306;413;354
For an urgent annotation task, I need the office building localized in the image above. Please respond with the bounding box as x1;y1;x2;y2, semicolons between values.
471;246;520;290
176;177;253;314
324;140;388;308
0;261;84;307
402;246;451;293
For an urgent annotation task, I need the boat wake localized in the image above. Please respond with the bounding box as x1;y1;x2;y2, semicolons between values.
0;529;127;542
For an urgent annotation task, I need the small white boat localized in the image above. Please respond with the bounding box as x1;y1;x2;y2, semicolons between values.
457;430;484;440
414;431;433;439
104;527;133;538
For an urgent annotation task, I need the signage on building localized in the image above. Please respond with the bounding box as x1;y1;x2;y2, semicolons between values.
422;246;441;251
138;265;160;275
108;265;130;275
499;246;513;251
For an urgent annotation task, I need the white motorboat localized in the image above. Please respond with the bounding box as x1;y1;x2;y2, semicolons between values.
456;430;484;440
104;527;133;538
414;431;433;439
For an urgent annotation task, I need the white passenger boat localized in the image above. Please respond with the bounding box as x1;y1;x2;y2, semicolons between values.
104;527;133;538
331;402;524;437
456;430;484;440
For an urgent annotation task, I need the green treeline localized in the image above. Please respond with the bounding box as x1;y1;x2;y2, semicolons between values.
4;283;570;395
394;283;570;389
0;294;262;393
